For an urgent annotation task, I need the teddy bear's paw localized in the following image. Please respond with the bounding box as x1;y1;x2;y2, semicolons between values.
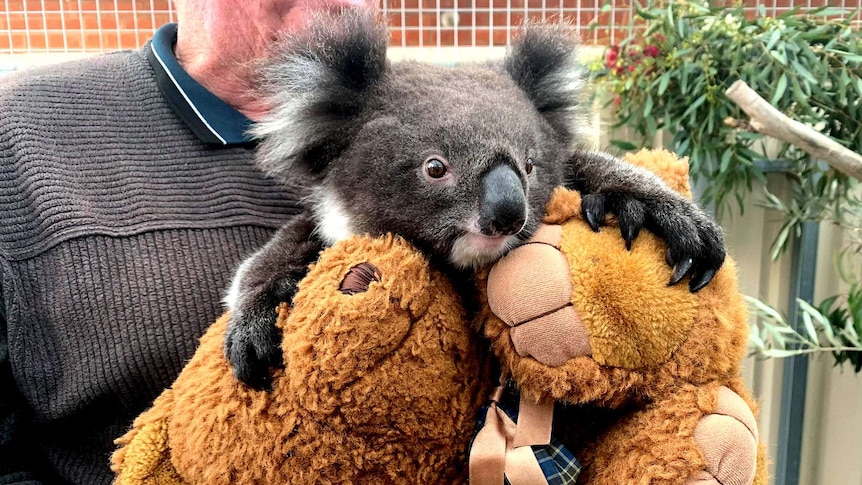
487;224;591;367
113;417;185;485
685;386;758;485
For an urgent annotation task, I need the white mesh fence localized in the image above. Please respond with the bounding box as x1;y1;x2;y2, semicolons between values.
0;1;857;55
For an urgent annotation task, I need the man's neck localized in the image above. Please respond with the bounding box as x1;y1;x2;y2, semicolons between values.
174;36;270;121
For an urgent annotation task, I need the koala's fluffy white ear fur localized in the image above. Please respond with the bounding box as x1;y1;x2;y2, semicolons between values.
503;24;588;150
251;8;389;180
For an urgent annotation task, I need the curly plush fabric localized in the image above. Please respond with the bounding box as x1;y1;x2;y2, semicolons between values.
476;149;766;485
113;235;487;484
112;149;766;485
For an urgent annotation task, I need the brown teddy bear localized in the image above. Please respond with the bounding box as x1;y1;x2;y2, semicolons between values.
111;149;765;484
472;149;766;485
111;234;489;484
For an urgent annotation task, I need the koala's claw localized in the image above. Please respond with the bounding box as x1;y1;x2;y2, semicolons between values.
617;198;645;251
581;193;646;251
582;193;605;232
661;204;725;291
670;257;694;286
581;192;648;249
689;268;717;292
225;304;285;391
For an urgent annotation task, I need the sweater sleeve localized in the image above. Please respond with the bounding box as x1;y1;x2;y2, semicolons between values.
0;309;45;485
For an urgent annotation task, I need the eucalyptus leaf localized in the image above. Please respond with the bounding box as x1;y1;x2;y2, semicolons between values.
681;94;707;122
772;223;792;260
770;49;788;66
636;8;657;20
801;311;819;344
791;60;818;85
720;149;732;173
590;2;862;371
808;8;852;17
819;314;843;347
839;326;862;347
771;74;788;105
643;94;654;118
610;139;638;151
771;325;799;335
765;29;781;51
761;349;808;358
658;73;671;96
748;296;786;323
749;331;766;351
825;49;862;63
770;328;787;348
798;298;831;328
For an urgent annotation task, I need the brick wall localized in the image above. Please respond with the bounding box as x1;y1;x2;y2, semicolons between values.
0;0;857;54
384;0;626;47
2;0;174;52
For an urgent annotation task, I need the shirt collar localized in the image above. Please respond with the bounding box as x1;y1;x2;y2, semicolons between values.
146;23;254;146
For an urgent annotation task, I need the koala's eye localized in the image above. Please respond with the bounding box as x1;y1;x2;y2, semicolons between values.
525;158;534;174
425;158;447;178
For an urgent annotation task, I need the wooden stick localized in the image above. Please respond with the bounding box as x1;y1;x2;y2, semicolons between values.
725;80;862;180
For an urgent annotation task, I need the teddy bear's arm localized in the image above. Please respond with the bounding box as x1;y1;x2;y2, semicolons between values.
685;386;759;485
223;213;324;391
565;150;725;292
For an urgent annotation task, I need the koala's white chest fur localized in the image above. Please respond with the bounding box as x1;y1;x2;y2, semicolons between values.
312;188;356;246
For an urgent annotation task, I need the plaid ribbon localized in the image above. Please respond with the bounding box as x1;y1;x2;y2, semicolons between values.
471;380;582;485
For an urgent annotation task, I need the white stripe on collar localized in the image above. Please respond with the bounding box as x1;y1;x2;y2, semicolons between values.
149;43;228;145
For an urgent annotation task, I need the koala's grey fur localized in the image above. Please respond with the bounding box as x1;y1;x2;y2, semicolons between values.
224;9;725;390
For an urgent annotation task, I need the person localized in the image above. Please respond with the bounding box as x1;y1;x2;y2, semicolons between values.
0;0;375;483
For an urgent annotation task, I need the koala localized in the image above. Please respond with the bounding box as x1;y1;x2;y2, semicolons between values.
224;9;726;390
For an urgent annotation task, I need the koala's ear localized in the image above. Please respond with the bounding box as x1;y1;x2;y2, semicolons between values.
251;8;389;179
504;24;587;148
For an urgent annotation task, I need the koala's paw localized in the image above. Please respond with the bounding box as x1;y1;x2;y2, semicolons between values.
224;296;287;391
581;192;725;292
684;386;759;485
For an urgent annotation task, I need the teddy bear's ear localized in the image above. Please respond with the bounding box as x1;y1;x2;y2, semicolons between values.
503;23;588;149
622;149;694;199
251;8;389;180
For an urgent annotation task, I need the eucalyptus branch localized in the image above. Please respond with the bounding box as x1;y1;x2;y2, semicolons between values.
747;294;862;372
725;80;862;180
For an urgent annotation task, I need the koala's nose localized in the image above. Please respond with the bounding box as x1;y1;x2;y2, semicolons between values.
479;164;527;236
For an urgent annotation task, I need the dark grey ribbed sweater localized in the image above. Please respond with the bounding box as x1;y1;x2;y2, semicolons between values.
0;48;301;484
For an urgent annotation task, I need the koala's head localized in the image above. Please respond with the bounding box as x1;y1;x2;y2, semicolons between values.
252;9;587;269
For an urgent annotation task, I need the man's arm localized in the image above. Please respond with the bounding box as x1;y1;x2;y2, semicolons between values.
0;311;45;485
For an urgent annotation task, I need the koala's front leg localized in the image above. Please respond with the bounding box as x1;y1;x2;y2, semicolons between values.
565;151;725;292
224;214;323;390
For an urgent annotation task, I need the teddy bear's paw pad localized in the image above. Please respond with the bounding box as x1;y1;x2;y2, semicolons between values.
511;305;591;367
684;470;723;485
113;418;178;484
487;224;591;367
338;262;382;295
687;386;758;485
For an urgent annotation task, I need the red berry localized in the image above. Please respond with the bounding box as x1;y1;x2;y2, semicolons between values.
643;45;660;57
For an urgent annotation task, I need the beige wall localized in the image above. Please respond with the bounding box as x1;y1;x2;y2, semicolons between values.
727;182;862;485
